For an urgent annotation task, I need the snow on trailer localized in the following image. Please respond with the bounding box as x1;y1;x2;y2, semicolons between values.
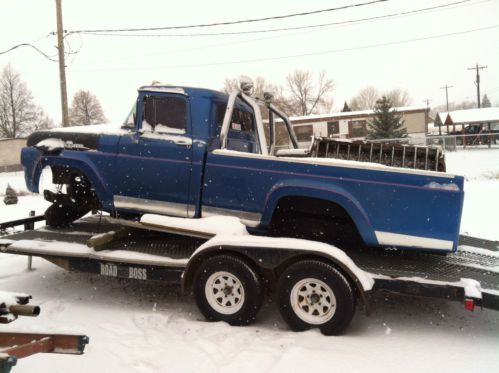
0;215;498;336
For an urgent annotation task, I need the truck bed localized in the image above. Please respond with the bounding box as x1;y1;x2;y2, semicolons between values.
1;216;498;310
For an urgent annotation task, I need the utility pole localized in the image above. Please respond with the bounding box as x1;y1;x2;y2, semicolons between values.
467;63;487;108
423;98;431;135
440;84;453;112
55;0;69;126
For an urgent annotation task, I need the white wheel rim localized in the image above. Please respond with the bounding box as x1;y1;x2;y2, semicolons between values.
205;271;245;315
290;278;337;325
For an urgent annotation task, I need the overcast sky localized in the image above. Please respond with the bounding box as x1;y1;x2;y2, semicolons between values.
1;0;498;124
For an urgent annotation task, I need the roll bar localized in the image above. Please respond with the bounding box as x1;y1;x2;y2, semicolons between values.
220;89;298;155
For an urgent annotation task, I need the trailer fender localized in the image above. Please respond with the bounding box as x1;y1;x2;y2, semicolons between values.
181;236;375;299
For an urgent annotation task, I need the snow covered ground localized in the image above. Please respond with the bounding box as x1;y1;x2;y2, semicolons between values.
0;149;498;372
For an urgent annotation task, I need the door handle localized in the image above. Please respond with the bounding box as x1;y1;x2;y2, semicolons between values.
174;139;192;147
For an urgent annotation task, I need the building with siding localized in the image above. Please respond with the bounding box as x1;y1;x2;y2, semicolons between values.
0;138;26;172
289;106;429;146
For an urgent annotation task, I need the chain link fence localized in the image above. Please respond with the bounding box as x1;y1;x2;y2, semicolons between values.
368;133;499;152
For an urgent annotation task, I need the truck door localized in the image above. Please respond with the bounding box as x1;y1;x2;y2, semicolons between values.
113;93;194;217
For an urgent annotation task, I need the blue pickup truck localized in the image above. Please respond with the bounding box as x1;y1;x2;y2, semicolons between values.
21;83;464;253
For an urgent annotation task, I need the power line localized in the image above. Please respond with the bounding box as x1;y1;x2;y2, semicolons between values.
77;0;474;38
68;24;499;73
67;0;485;68
67;0;389;35
0;42;57;62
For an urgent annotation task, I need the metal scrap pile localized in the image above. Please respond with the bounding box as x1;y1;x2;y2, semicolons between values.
310;137;446;172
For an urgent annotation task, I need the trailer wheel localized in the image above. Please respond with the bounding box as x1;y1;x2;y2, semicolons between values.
277;260;356;335
45;200;85;228
193;255;264;326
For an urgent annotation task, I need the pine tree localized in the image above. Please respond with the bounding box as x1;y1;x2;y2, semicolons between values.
367;96;407;139
341;101;351;112
482;94;491;108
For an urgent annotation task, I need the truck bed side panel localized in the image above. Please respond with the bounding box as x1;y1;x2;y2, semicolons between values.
201;152;464;251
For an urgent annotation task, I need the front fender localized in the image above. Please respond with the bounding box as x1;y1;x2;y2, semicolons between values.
21;147;45;193
261;178;378;246
22;148;113;210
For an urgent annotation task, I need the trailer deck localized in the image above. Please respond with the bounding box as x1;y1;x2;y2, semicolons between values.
1;215;498;313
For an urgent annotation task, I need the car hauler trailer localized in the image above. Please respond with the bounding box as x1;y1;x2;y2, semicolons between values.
1;215;498;336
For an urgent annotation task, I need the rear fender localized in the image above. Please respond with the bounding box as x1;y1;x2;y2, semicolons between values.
261;179;378;246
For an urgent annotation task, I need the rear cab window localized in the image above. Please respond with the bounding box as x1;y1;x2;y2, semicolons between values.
215;101;260;154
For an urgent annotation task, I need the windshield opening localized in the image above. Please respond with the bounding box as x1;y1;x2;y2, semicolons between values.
122;102;137;129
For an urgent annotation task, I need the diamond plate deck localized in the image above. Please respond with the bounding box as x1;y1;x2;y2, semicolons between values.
0;216;205;260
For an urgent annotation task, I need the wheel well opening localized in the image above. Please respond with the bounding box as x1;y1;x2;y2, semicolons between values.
49;165;100;209
269;196;365;250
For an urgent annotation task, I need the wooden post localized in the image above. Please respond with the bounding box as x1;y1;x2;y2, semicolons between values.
27;211;35;270
55;0;69;127
488;122;491;148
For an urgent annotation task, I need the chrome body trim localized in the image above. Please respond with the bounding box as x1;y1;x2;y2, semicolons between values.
114;195;195;218
202;206;262;227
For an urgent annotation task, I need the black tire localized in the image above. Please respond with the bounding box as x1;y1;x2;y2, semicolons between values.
277;260;356;335
45;200;87;228
44;173;97;228
193;254;264;326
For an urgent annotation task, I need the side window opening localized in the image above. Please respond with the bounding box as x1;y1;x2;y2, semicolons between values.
143;96;187;134
216;104;255;133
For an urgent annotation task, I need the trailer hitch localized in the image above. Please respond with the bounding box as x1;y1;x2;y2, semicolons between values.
0;292;88;373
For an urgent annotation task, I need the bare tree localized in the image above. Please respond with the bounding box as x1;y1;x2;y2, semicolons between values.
69;90;107;126
223;76;295;118
0;64;45;138
349;86;379;111
384;88;412;107
223;76;273;98
350;86;412;110
33;111;55;131
222;70;334;117
431;100;477;116
286;69;334;116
